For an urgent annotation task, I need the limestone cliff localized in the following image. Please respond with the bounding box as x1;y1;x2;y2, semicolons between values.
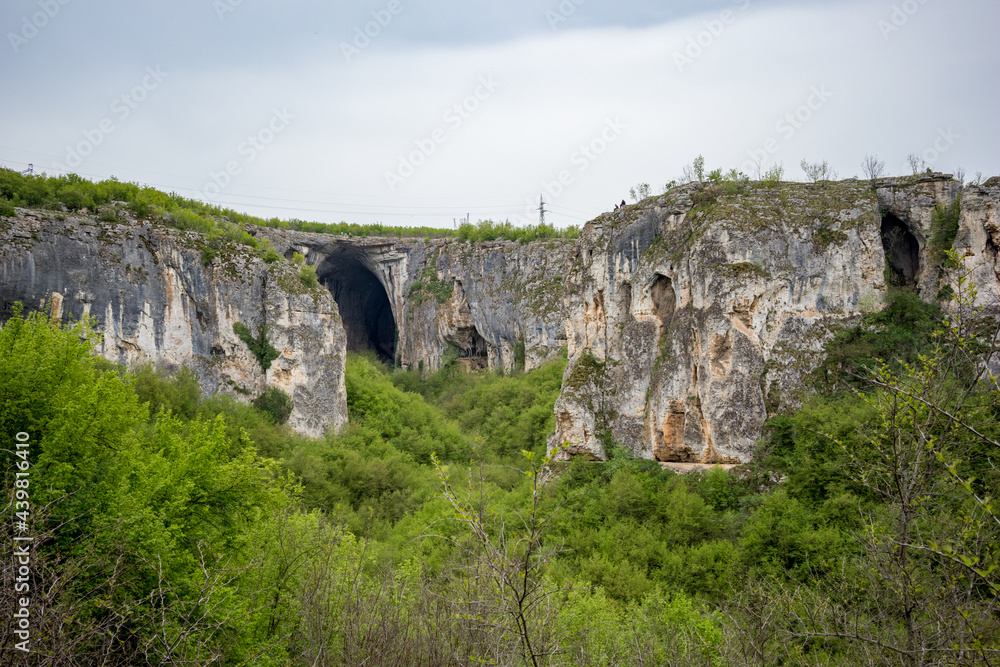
0;208;348;437
3;174;998;459
260;174;998;463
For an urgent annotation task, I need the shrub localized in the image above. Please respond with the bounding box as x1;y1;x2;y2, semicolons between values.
299;263;318;288
233;322;280;370
929;196;962;264
57;185;92;210
97;206;119;222
0;199;15;217
252;386;293;425
761;163;784;186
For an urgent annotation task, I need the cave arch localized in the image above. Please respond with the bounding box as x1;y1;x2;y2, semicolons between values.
315;248;396;362
881;213;920;287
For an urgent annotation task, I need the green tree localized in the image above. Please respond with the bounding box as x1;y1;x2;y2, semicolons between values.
432;446;570;666
0;306;298;664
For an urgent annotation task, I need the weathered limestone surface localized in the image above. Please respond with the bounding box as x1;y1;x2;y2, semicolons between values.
260;230;576;374
0;209;347;437
546;175;999;462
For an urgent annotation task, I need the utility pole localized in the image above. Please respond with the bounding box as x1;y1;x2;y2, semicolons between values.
538;195;546;225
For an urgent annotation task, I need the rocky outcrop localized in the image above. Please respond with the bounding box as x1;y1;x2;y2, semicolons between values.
259;230;576;375
244;175;1000;460
0;209;348;437
546;175;999;463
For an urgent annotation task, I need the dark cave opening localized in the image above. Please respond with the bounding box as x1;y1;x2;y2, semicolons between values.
880;214;920;287
316;250;396;362
451;325;488;370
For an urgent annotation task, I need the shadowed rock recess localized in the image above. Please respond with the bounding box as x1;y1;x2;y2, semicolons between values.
2;174;998;461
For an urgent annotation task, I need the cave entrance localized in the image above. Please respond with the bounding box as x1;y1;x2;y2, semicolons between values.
316;249;396;362
881;214;920;287
451;325;488;371
650;274;676;336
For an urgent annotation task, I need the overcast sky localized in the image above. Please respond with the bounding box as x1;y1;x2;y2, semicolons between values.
2;0;997;229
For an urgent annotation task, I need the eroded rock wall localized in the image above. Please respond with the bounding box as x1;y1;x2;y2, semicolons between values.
547;175;999;462
0;209;348;437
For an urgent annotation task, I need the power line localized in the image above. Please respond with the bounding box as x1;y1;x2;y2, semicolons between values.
0;150;533;205
0;154;596;225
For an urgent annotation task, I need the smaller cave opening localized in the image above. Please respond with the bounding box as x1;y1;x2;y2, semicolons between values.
451;325;488;371
881;214;920;287
650;274;676;335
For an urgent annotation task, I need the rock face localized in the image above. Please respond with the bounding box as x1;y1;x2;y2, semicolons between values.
0;209;348;437
3;174;998;455
259;230;576;375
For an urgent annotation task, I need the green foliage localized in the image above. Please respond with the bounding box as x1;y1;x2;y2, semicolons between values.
96;205;119;222
761;163;785;185
252;386;294;425
0;307;296;663
693;154;706;181
233;321;280;370
132;362;201;420
811;226;848;250
739;488;844;579
298;262;319;288
438;357;565;460
2;246;997;663
345;353;468;464
0;198;17;217
513;336;526;373
408;265;454;306
455;217;578;243
800;158;837;182
565;350;605;391
810;288;944;392
929;196;962;264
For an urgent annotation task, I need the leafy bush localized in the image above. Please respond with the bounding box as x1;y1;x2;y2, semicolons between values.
132;362;201;420
809;288;943;392
299;263;318;288
930;196;962;264
0;306;295;664
233;322;280;370
252;386;293;425
57;185;92;210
